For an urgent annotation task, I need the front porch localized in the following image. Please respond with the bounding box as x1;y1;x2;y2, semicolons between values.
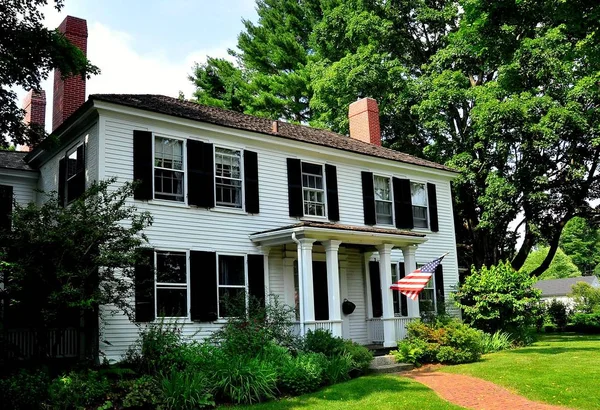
251;221;427;348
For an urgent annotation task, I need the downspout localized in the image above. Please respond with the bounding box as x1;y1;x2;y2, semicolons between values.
291;232;305;336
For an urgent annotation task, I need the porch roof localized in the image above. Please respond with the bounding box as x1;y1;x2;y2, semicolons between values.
249;221;427;247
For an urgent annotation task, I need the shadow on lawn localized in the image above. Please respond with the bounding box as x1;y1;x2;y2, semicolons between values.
246;376;429;410
506;346;600;355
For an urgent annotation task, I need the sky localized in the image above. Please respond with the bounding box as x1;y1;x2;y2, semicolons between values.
15;0;259;131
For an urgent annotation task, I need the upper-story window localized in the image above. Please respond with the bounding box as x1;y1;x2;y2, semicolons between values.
218;254;246;318
302;162;326;217
215;147;243;208
155;251;188;318
411;182;428;228
154;136;184;202
374;175;393;225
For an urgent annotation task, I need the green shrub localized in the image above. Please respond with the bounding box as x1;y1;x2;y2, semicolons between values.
160;370;214;410
455;261;542;343
121;375;164;408
570;282;600;313
547;299;570;331
568;312;600;333
0;369;50;410
48;370;111;409
480;331;513;354
342;340;373;376
124;319;184;374
392;319;482;365
211;357;278;404
303;329;345;357
322;353;353;384
279;352;326;395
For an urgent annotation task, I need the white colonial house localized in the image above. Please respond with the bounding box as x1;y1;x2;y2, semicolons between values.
0;16;459;364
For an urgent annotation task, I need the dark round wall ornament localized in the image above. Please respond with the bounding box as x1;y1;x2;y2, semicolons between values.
342;299;356;315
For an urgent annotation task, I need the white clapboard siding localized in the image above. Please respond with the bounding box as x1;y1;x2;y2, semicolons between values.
0;173;38;205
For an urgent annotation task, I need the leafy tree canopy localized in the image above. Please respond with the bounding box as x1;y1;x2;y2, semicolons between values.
191;0;600;276
560;216;600;276
569;282;600;314
0;179;152;329
1;0;99;147
520;246;581;280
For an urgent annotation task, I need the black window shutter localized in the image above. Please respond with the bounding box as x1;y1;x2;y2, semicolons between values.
244;150;260;213
133;130;153;200
369;261;383;318
0;185;13;230
188;140;215;208
190;250;218;322
134;248;155;322
247;254;265;307
325;164;339;221
399;262;408;317
313;261;329;320
435;264;445;313
427;183;439;232
287;158;303;217
393;177;413;229
361;171;376;225
68;144;86;202
58;157;66;206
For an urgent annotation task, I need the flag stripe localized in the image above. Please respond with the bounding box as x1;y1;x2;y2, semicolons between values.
389;254;447;301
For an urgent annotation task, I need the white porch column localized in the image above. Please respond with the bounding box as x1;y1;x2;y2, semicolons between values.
260;246;271;301
376;243;396;347
296;238;316;335
323;240;343;338
401;245;420;318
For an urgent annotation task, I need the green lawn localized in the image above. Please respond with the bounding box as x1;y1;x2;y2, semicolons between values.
444;334;600;409
231;374;465;410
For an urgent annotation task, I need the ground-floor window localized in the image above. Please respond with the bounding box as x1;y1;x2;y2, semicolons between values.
155;251;188;318
218;254;247;318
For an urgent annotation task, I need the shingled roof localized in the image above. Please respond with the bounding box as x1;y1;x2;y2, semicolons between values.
0;151;35;172
534;276;599;297
91;94;455;173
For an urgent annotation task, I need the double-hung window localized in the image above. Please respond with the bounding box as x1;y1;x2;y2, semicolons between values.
419;277;436;313
155;251;188;318
374;175;393;225
215;147;243;208
411;182;428;228
154;136;184;202
218;255;246;317
391;263;401;316
302;162;326;217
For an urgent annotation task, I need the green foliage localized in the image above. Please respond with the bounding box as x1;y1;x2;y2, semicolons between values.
0;369;50;410
160;370;214;410
342;340;374;376
479;331;513;354
560;217;600;275
48;370;111;409
211;357;278;405
393;319;483;366
1;0;99;147
0;179;153;331
568;313;600;334
322;353;353;385
303;329;346;357
455;261;542;341
546;299;570;331
520;247;581;279
279;352;326;395
121;375;164;408
569;282;600;313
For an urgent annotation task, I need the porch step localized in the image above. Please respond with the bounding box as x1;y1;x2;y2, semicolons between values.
365;344;395;357
369;354;414;374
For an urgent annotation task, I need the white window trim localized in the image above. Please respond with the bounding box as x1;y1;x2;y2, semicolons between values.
154;249;190;320
152;134;187;204
373;174;395;227
416;262;437;312
301;161;327;219
216;253;248;319
410;181;429;230
213;145;245;211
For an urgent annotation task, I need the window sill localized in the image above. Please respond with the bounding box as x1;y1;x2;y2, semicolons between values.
412;227;432;234
210;206;247;215
148;198;190;209
300;216;330;223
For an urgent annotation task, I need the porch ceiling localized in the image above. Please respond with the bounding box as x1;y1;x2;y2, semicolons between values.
249;221;427;247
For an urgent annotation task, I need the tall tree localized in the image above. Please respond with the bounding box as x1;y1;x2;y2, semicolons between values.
560;217;600;276
1;0;99;147
520;247;581;280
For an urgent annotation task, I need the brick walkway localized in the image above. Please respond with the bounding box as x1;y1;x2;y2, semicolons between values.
405;367;571;410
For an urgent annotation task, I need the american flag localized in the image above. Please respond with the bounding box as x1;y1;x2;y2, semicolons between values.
390;253;448;301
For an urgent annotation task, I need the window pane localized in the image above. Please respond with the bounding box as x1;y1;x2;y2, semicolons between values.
374;176;390;200
156;288;187;317
302;162;322;176
219;287;246;317
410;182;427;206
419;289;435;312
155;137;183;170
154;169;184;201
156;252;187;283
219;255;245;285
67;149;78;179
376;201;393;225
413;205;428;228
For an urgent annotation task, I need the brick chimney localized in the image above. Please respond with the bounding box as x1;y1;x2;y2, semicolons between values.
52;16;88;132
348;97;381;146
20;90;47;151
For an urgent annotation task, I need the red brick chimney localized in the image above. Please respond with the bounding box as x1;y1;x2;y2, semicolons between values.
23;90;46;129
52;16;88;132
348;97;381;146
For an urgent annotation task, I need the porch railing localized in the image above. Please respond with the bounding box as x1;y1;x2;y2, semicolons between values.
367;316;419;344
290;320;341;336
1;327;79;360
